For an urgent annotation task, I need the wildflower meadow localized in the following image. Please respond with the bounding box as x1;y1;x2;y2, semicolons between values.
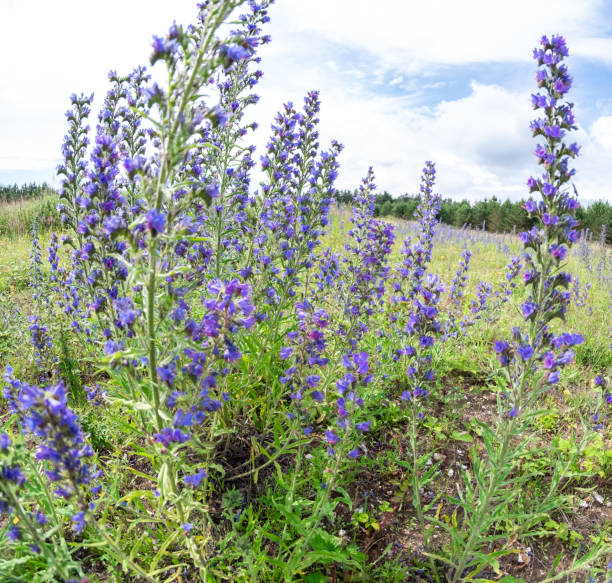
0;1;610;582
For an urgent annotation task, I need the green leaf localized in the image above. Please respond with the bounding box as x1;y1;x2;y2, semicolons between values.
309;529;340;552
333;485;353;511
451;431;474;442
271;500;308;536
298;549;350;570
303;573;327;583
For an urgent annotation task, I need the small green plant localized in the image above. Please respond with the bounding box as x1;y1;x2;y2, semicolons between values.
557;433;612;477
542;518;584;549
351;500;393;532
534;410;560;433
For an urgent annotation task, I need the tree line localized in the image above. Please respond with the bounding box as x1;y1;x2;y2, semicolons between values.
334;189;612;244
0;182;54;204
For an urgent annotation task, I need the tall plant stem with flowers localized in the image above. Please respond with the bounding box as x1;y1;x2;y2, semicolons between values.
51;2;267;579
399;274;445;582
137;7;247;577
287;436;348;556
446;35;592;582
277;352;371;579
145;2;241;431
405;400;442;583
386;163;444;578
284;408;353;577
1;371;156;581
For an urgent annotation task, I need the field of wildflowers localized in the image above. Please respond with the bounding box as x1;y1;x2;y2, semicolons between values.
0;1;610;582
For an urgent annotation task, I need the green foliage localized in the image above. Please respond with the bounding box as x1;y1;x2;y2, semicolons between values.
0;182;53;204
557;433;612;478
351;500;393;532
541;519;584;549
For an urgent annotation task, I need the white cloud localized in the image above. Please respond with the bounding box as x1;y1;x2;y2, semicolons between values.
315;81;535;200
251;0;612;201
572;117;612;202
589;116;612;150
572;37;612;65
268;0;602;72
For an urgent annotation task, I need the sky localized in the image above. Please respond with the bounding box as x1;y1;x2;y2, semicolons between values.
1;0;612;203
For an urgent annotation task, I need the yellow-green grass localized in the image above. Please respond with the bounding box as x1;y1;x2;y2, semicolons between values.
0;193;60;239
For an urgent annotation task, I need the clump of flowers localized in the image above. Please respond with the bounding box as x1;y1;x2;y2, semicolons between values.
468;280;493;322
35;1;274;579
1;368;107;582
281;300;330;425
250;91;342;322
448;255;522;339
570;275;591;308
593;373;611;430
3;367;100;518
443;248;471;340
494;255;523;309
5;1;611;578
449;248;472;311
27;315;56;376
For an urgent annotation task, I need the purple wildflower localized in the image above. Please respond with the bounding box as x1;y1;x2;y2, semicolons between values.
146;209;166;235
184;469;207;488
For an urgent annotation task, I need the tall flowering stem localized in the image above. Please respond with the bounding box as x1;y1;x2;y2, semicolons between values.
56;93;93;252
3;368;100;518
442;248;471;340
449;248;472;311
28;223;58;379
249;92;342;333
276;301;329;518
385;165;445;579
181;3;271;279
390;162;441;369
29;222;46;309
338;168;394;348
503;34;581;416
403;161;442;301
0;431;74;580
449;35;585;582
400;274;445;580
